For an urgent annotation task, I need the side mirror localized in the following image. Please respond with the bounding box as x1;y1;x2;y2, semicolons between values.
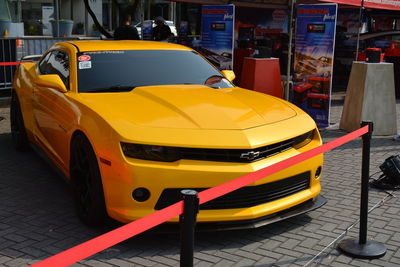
221;70;236;82
35;74;67;93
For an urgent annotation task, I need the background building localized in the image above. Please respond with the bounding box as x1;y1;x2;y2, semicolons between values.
1;0;177;37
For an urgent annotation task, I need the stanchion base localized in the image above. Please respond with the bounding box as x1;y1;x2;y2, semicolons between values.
338;238;387;259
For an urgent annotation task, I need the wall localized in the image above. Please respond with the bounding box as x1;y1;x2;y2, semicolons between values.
0;0;11;20
60;0;71;19
72;0;86;34
69;0;102;36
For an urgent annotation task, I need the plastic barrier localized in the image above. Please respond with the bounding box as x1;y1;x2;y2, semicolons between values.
0;62;20;66
0;39;17;90
27;125;386;267
28;124;375;267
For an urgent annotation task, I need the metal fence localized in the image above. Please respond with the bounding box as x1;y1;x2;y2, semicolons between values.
0;36;95;91
0;38;17;91
17;37;80;59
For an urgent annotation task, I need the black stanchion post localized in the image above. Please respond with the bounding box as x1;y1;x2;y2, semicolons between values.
338;121;387;259
180;190;199;267
359;120;371;245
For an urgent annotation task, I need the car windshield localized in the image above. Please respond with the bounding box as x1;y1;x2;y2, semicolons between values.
77;50;233;93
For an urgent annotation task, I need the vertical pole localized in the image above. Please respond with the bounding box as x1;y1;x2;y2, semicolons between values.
109;0;113;31
147;1;151;24
338;121;386;259
2;39;5;90
359;120;372;244
54;0;59;37
85;4;89;37
170;1;176;23
285;0;296;100
355;0;365;60
180;190;199;267
8;38;12;88
17;0;22;23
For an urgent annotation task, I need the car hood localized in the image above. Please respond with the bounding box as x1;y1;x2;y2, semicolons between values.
78;85;297;130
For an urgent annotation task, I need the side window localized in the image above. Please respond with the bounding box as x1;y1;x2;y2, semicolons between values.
38;50;70;90
38;52;52;74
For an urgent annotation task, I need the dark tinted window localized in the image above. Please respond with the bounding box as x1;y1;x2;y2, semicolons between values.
77;50;233;93
38;52;51;74
38;50;70;89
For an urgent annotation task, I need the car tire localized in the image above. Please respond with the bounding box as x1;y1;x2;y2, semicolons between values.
10;90;30;151
70;133;107;226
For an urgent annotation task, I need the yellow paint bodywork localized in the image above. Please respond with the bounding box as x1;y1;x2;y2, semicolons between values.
13;40;323;224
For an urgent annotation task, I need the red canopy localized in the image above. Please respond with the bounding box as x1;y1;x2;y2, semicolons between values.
320;0;400;10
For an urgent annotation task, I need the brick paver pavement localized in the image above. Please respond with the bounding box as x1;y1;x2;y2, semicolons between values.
0;99;399;267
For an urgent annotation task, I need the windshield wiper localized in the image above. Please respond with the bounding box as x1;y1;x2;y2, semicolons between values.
89;86;136;93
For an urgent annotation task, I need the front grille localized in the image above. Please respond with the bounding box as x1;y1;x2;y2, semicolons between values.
178;138;294;163
154;171;310;210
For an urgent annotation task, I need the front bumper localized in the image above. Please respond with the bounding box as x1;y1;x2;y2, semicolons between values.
101;148;323;223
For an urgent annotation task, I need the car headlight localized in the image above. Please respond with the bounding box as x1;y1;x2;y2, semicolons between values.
121;143;179;162
293;130;314;149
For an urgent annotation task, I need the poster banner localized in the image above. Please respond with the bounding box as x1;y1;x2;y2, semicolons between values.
42;6;54;36
292;4;337;128
141;20;153;40
178;21;190;46
236;8;288;38
201;5;235;70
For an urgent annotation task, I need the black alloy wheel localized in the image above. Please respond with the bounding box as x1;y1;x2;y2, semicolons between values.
10;90;30;151
70;133;107;226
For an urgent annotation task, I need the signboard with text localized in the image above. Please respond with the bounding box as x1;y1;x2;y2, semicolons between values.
292;4;337;128
236;7;288;38
42;6;54;36
142;20;153;40
201;5;235;70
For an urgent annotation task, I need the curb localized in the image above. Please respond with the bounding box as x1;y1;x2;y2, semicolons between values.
0;97;11;108
331;92;346;101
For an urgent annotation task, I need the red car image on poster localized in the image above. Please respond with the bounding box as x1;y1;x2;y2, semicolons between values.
292;4;337;128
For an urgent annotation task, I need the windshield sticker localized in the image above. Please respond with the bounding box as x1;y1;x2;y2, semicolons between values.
85;51;125;55
78;55;91;61
79;61;92;69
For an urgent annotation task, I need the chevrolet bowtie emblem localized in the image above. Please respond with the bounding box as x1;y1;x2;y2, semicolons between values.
240;151;260;161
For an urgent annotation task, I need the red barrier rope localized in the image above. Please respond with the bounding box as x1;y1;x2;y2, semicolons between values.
0;62;20;66
31;126;369;267
199;126;368;204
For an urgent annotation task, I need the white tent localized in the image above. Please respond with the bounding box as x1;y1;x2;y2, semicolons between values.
320;0;400;10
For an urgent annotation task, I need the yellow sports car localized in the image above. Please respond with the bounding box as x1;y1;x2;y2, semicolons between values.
11;40;325;227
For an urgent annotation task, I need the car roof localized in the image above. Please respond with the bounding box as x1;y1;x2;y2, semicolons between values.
64;40;191;52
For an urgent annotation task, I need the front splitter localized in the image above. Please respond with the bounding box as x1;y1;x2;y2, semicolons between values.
196;195;327;231
152;195;327;233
